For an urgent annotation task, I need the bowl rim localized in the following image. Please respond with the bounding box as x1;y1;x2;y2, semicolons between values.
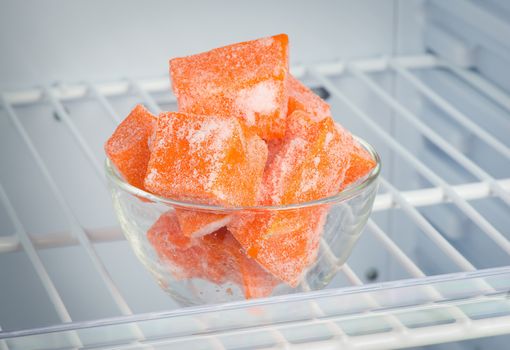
105;135;381;212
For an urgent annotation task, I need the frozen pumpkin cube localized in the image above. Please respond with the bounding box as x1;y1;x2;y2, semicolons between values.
258;136;308;205
144;112;268;207
148;211;233;284
170;34;289;140
147;211;200;281
105;104;155;189
148;211;193;250
342;139;376;188
232;112;352;285
287;75;330;121
175;131;267;238
202;228;280;298
174;209;232;238
200;227;243;285
147;211;279;298
228;207;327;287
237;252;281;299
261;111;353;205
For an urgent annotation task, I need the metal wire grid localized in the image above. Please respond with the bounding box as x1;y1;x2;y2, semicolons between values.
0;53;509;349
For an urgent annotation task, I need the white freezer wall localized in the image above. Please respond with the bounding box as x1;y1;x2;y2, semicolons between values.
0;0;424;88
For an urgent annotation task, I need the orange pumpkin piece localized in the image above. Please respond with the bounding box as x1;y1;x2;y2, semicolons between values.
170;34;289;140
199;227;242;285
144;112;267;207
228;208;328;287
237;252;281;299
261;111;353;205
287;75;330;121
174;209;232;238
105;104;155;190
148;211;193;250
147;211;280;298
230;111;354;286
146;211;199;281
342;140;377;188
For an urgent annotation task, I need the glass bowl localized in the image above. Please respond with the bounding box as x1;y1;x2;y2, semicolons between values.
105;137;380;306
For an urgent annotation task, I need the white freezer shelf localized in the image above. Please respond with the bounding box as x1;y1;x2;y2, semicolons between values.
0;54;509;349
2;267;510;349
0;178;509;253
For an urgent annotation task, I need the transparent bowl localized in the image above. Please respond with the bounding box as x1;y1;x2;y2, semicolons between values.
105;137;380;306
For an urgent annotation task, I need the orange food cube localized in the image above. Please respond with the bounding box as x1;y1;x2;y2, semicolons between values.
237;253;281;299
208;228;281;298
148;211;193;250
228;208;328;287
174;209;232;238
144;112;268;207
147;211;279;297
287;75;330;121
170;34;289;140
105;104;155;189
231;112;353;286
261;111;353;205
199;227;242;285
174;127;267;238
342;140;376;188
146;211;198;281
148;211;234;284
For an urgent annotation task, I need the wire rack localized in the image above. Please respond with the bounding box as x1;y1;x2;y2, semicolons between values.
0;53;509;349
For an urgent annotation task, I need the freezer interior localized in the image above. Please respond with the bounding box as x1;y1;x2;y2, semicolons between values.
0;0;510;349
